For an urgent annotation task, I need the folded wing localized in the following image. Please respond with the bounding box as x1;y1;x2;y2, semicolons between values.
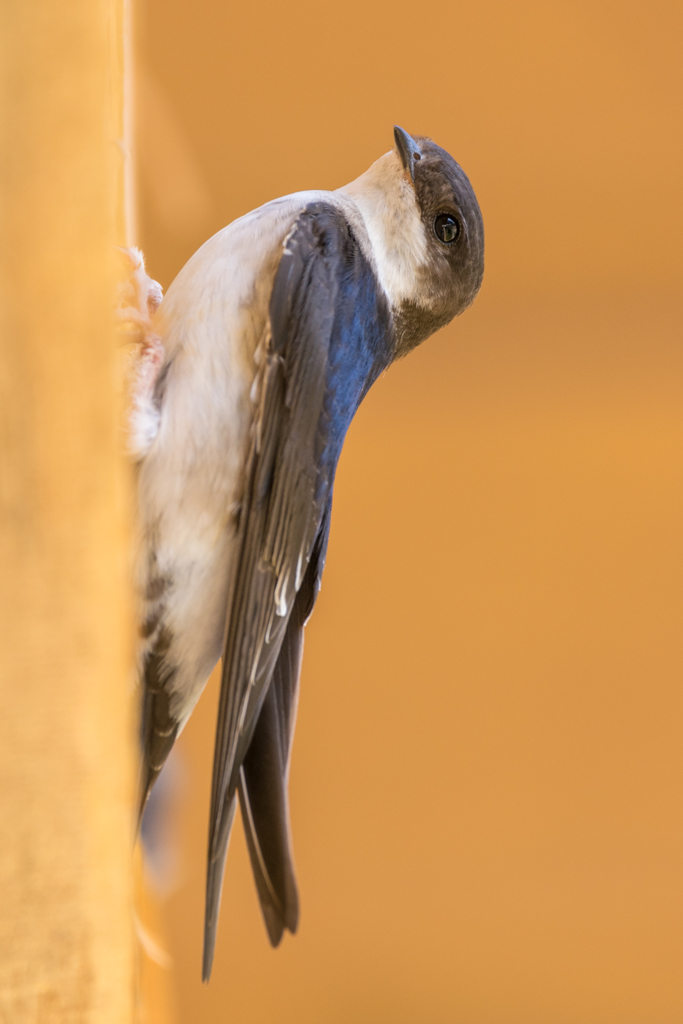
238;502;331;946
203;202;393;980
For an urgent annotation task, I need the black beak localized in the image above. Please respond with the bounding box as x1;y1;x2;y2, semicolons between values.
393;125;421;183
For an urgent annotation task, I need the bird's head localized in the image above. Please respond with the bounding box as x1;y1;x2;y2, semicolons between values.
339;126;484;357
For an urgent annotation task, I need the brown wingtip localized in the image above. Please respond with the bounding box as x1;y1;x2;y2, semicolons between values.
201;936;215;984
202;794;238;982
239;774;300;948
263;885;299;948
202;872;221;982
237;686;302;950
262;904;286;948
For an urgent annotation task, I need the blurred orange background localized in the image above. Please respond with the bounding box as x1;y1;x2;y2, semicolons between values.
135;1;682;1021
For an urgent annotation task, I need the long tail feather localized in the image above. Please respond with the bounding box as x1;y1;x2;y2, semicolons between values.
238;603;304;944
202;794;237;982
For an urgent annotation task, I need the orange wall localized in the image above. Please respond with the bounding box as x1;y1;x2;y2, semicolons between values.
136;1;682;1020
0;0;135;1018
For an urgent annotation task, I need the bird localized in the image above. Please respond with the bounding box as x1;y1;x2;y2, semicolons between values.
130;126;484;980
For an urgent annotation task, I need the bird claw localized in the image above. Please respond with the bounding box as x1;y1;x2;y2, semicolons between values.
117;247;166;458
117;246;164;328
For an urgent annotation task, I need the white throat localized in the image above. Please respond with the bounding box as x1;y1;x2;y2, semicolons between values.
338;151;428;310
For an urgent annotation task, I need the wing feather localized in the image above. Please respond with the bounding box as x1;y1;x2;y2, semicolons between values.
203;203;393;978
238;500;332;946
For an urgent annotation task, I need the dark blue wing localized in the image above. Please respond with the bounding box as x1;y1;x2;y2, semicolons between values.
203;203;394;978
237;499;331;947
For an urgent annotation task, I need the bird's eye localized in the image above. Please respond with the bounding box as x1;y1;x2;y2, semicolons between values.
434;213;461;245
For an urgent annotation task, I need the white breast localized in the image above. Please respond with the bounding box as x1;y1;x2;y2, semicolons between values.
133;179;397;726
135;190;332;724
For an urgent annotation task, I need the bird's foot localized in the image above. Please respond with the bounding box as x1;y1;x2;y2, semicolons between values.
117;247;166;458
117;246;163;334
